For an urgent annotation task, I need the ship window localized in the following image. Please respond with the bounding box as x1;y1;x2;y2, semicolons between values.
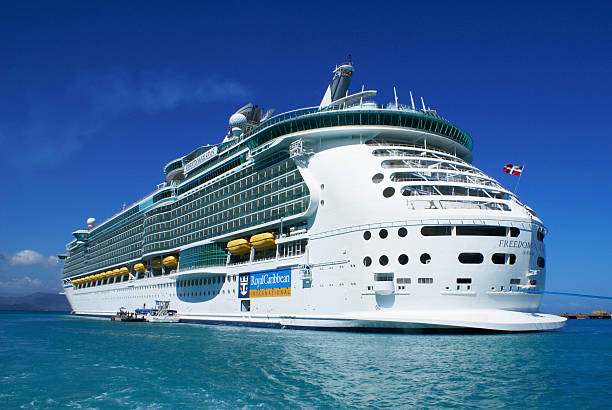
398;227;407;237
372;173;384;184
382;187;395;198
537;230;545;241
375;273;393;281
397;277;411;284
418;278;433;284
456;278;472;284
398;254;409;265
510;278;521;285
379;255;389;266
363;231;372;240
537;257;545;268
363;256;372;267
529;279;537;286
456;226;506;237
379;229;388;239
510;227;520;237
420;253;431;264
421;226;451;236
458;253;483;264
492;253;516;265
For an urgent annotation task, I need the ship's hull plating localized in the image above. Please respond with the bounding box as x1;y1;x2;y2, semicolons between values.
64;141;566;332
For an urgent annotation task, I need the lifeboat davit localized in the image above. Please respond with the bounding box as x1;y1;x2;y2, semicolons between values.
151;259;162;270
227;238;250;255
133;263;146;273
163;256;178;268
250;232;276;251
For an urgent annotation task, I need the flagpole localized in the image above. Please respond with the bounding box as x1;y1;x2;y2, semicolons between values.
513;164;525;194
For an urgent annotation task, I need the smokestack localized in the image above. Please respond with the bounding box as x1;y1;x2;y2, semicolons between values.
329;62;354;102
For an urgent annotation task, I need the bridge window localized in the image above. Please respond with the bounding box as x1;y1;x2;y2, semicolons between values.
421;226;451;236
456;226;506;236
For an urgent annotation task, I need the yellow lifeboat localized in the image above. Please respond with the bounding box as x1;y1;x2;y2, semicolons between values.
112;268;120;276
227;238;250;255
151;259;162;270
133;263;146;273
250;232;276;251
163;256;178;269
119;267;129;276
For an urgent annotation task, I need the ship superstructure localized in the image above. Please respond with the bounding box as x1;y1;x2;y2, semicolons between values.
60;62;565;331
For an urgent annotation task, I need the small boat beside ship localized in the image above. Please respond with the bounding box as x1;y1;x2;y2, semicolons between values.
111;301;179;323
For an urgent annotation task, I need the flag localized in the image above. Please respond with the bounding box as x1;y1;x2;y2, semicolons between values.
503;163;523;176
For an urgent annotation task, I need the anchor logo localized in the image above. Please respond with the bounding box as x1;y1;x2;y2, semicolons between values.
238;273;250;298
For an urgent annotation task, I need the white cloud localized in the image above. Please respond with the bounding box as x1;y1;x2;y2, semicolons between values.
9;250;58;266
1;69;252;169
0;276;43;289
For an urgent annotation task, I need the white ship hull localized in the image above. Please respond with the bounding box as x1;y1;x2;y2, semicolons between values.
64;141;566;332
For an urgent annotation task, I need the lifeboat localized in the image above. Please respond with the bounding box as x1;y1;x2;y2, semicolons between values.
119;267;129;276
112;268;120;276
133;263;146;273
162;256;178;269
250;232;276;251
151;259;162;270
105;270;113;278
227;238;250;255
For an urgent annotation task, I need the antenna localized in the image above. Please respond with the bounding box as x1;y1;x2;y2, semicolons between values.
360;84;364;105
410;91;415;109
393;87;398;107
421;96;426;111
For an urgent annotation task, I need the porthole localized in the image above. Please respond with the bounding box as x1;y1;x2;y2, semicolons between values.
420;253;431;264
398;227;407;237
363;231;371;240
458;253;484;264
379;229;388;239
379;255;389;266
372;173;384;183
398;254;409;265
382;187;395;198
320;184;325;190
363;256;372;267
320;200;325;206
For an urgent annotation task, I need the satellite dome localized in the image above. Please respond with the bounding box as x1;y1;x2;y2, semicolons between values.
229;113;247;131
87;217;96;229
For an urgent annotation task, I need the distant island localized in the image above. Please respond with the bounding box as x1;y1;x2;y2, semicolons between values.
0;292;70;312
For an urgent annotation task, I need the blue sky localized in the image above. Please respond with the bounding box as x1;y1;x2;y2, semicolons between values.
1;1;610;312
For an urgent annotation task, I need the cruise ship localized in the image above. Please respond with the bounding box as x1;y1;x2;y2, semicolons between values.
60;61;566;332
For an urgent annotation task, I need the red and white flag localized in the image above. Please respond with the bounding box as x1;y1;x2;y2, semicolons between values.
503;163;523;176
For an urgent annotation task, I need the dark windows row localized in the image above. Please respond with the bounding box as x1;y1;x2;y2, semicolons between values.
363;253;428;267
363;227;408;240
421;225;520;237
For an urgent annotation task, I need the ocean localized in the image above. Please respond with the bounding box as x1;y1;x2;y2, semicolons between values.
1;312;611;409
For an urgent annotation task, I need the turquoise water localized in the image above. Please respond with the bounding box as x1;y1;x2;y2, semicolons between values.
1;312;611;409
